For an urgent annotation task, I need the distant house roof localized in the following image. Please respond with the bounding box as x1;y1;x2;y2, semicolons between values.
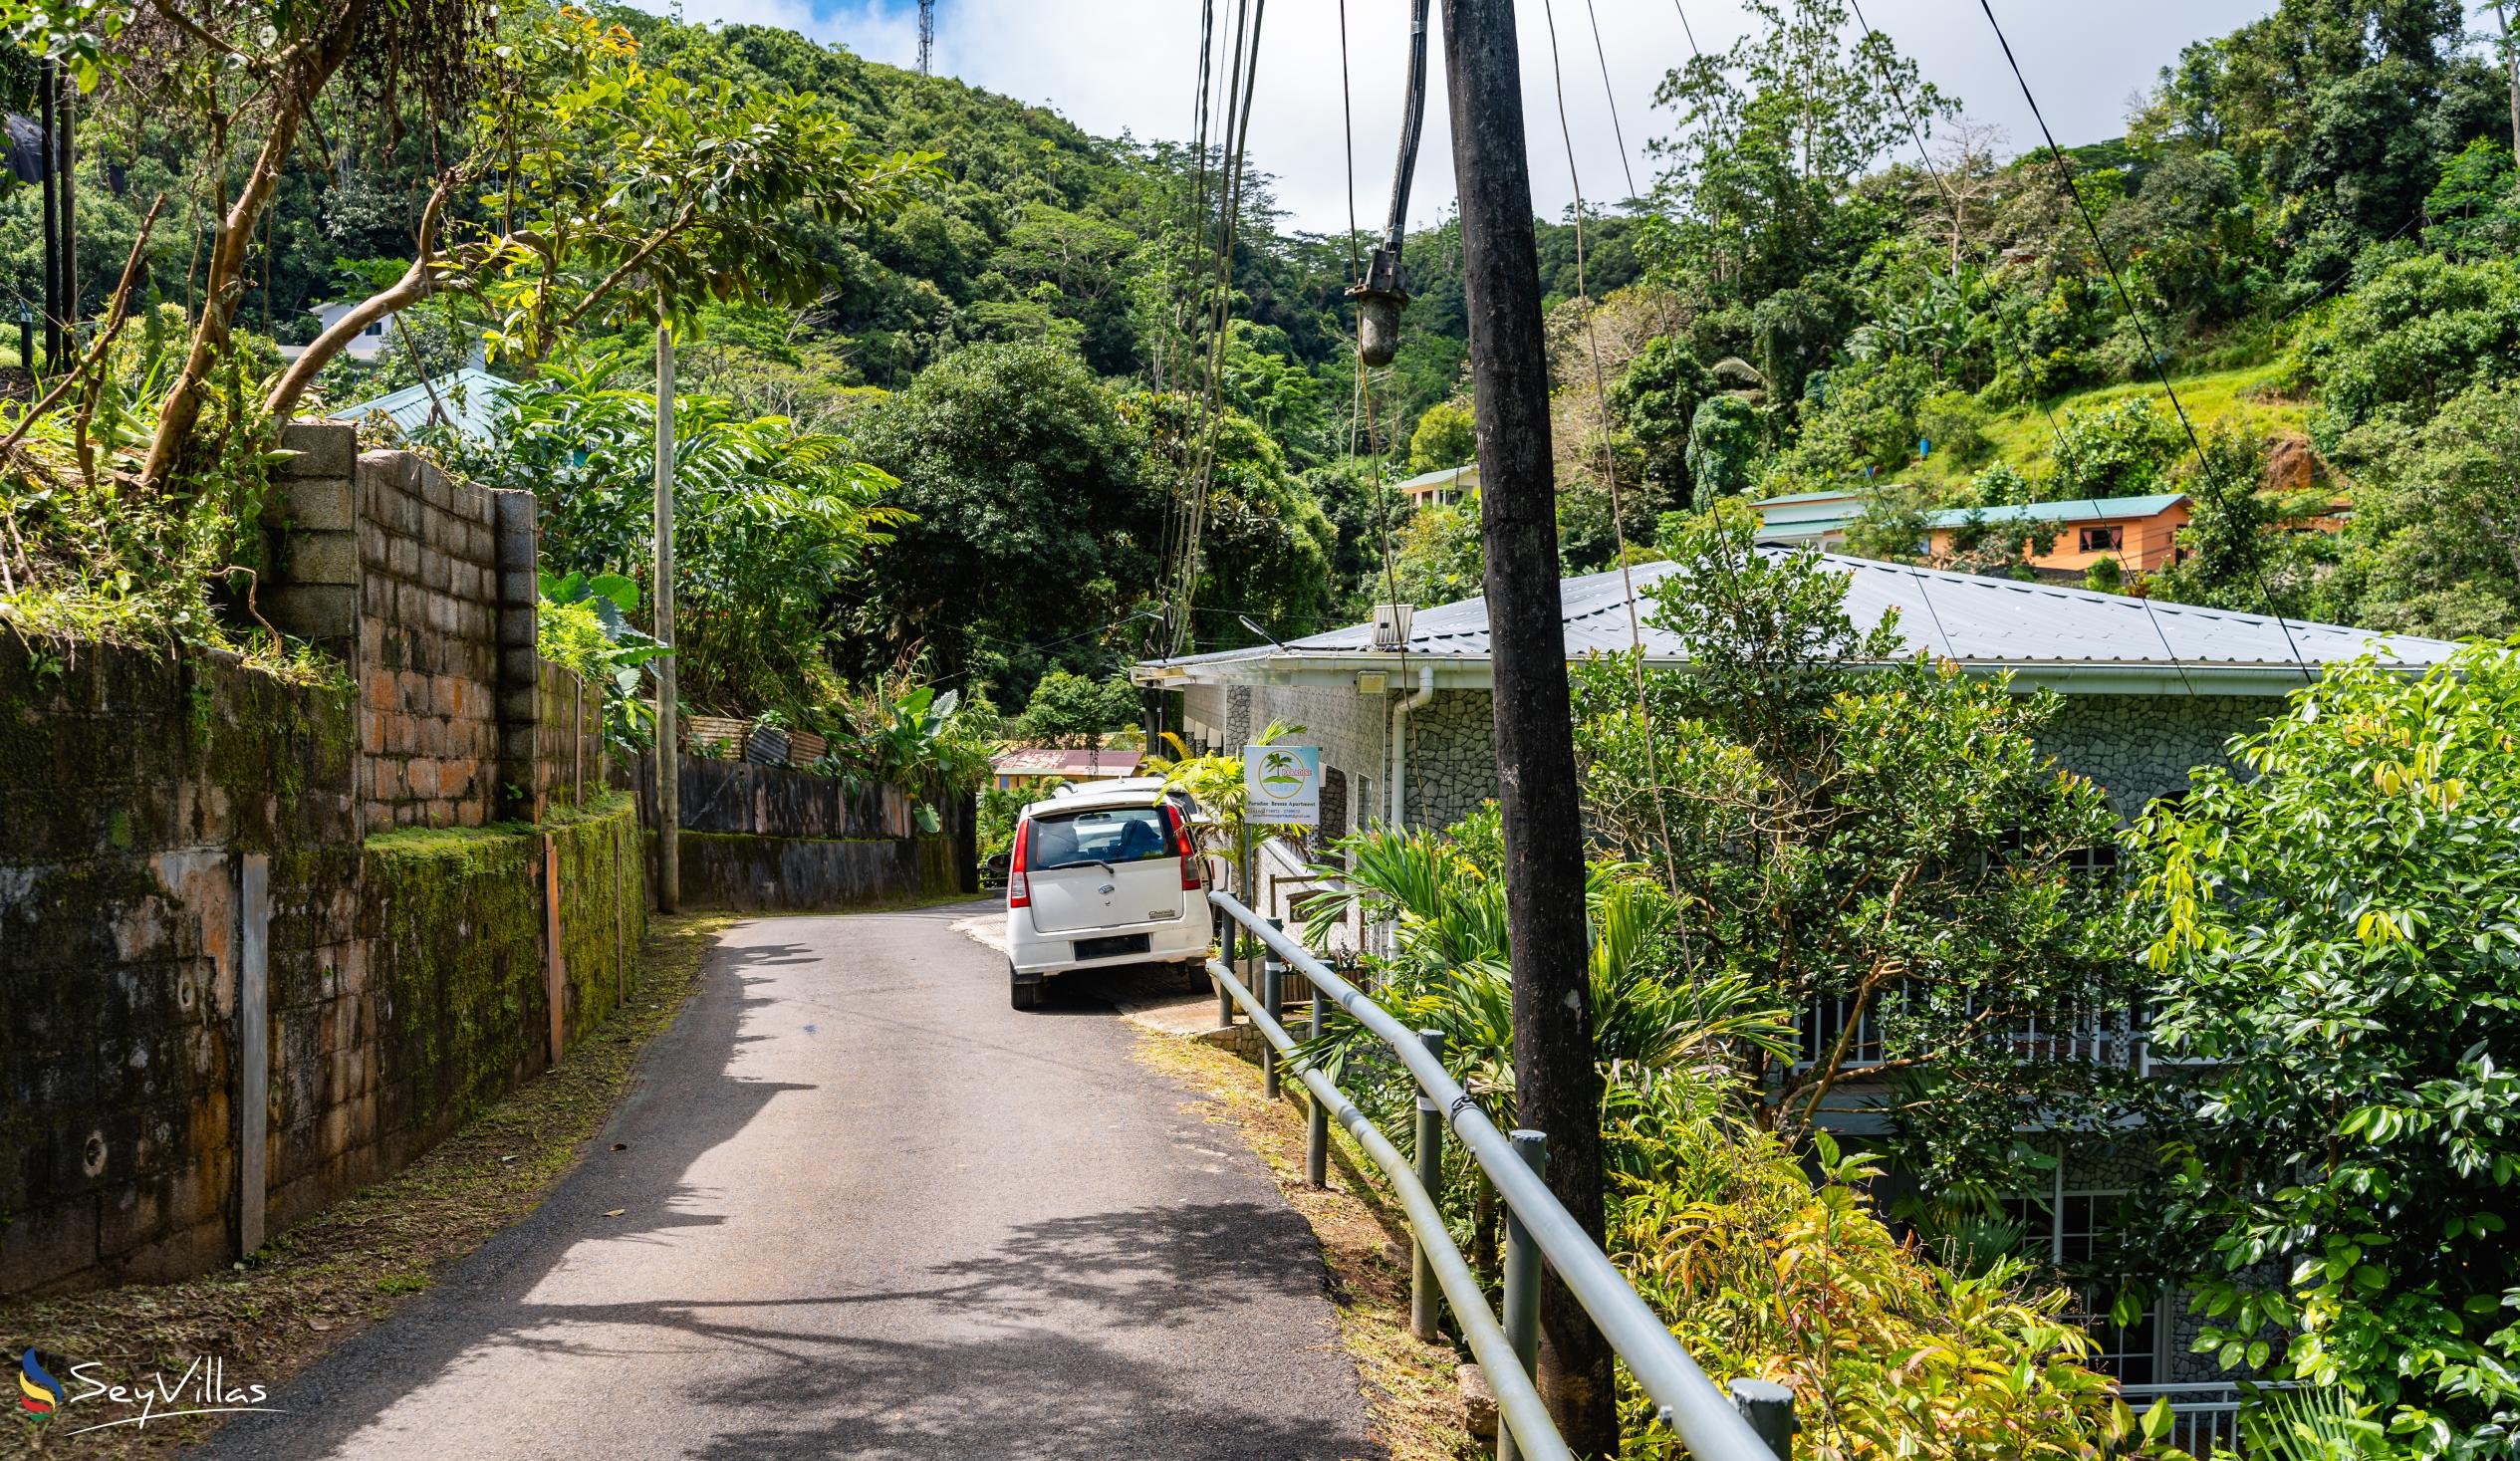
1394;462;1478;496
1135;546;2458;698
1752;487;1867;543
991;747;1147;780
328;368;515;443
1922;494;2188;531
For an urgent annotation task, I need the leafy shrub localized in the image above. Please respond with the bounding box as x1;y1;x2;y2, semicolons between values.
2296;254;2520;445
2048;396;2188;501
2132;645;2520;1456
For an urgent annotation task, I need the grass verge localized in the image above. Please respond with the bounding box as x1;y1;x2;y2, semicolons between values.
0;912;736;1459
1133;1028;1478;1461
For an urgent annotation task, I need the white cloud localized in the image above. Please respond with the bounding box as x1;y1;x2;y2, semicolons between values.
645;0;2285;236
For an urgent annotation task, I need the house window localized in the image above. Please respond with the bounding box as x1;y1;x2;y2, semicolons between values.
2000;1188;2160;1384
2078;525;2124;553
365;322;384;337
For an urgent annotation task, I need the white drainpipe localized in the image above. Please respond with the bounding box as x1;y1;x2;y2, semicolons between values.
1388;663;1436;828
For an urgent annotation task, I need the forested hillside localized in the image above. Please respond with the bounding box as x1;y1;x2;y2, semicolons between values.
5;0;2516;710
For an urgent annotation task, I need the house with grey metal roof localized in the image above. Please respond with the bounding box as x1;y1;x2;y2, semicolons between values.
1134;545;2456;833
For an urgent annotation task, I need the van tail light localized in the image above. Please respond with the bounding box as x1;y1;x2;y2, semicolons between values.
1008;819;1032;908
1166;804;1201;891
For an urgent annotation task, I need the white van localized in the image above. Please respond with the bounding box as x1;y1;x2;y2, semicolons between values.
1004;779;1212;1009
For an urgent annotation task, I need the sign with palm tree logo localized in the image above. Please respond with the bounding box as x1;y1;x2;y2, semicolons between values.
1242;744;1322;828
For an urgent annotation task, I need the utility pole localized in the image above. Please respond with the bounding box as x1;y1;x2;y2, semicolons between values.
917;0;935;76
653;299;680;913
37;58;58;370
1439;0;1615;1449
2497;1;2520;162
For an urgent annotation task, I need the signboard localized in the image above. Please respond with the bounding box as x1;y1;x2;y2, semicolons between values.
1243;744;1322;828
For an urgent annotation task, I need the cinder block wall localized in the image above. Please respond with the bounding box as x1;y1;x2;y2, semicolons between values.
265;422;538;832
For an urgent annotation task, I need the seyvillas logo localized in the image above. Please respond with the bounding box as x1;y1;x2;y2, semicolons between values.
11;1347;283;1434
18;1349;64;1414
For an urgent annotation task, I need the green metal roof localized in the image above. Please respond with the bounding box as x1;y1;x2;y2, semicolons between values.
1921;493;2187;530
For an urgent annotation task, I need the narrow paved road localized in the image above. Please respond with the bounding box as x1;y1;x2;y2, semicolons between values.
202;903;1375;1459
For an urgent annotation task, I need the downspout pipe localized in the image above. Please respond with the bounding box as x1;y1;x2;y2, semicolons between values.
1388;663;1435;829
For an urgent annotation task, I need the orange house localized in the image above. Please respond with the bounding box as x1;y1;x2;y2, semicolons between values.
1924;493;2192;577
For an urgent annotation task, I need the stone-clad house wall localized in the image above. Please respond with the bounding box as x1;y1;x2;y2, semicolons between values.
1225;681;2280;834
2032;693;2269;817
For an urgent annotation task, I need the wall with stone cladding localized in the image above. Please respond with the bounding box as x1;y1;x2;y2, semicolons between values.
264;422;536;834
1402;689;1500;832
2033;693;2274;819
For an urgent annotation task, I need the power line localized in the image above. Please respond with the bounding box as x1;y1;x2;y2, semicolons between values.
1970;0;2311;682
1539;0;1683;900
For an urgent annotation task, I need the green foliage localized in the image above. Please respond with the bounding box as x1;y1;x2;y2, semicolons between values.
454;344;906;720
1613;338;1716;500
1388;491;1486;609
1570;518;2137;1195
2132;645;2520;1454
535;571;670;752
2297;254;2520;445
1296;807;2147;1460
1012;671;1137;748
2047;396;2188;502
1682;396;1763;506
2312;383;2520;638
1406;399;1477;475
850;341;1157;694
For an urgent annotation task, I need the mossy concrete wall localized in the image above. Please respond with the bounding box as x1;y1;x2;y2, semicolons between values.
663;831;957;913
0;636;647;1299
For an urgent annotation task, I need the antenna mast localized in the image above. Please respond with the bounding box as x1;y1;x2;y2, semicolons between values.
917;0;934;74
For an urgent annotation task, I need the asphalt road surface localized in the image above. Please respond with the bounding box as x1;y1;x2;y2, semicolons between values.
200;902;1376;1460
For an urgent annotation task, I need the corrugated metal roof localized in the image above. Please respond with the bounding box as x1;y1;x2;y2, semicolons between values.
329;368;515;442
1149;547;2456;683
1394;462;1479;493
1921;493;2187;530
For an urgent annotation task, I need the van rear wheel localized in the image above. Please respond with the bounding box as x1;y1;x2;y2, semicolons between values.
1010;966;1042;1011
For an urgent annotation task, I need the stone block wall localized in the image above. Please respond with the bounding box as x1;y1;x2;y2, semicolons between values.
0;635;649;1301
0;636;360;1293
2033;693;2272;818
265;422;537;833
532;659;608;816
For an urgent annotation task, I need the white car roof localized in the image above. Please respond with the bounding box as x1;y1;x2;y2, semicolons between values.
1022;778;1178;820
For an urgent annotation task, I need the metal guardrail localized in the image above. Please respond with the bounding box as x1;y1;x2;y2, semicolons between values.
1208;890;1791;1461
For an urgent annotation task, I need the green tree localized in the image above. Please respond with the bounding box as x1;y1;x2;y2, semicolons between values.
1683;396;1764;505
852;341;1160;696
1571;518;2136;1190
1613;338;1715;501
2313;382;2520;637
2133;644;2520;1452
1388;492;1486;609
1013;671;1138;749
1407;398;1478;474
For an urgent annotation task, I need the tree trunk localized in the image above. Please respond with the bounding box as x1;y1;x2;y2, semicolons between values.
2499;2;2520;162
1440;0;1615;1451
140;24;360;488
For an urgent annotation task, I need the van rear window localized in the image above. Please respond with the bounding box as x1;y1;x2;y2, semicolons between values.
1029;807;1177;868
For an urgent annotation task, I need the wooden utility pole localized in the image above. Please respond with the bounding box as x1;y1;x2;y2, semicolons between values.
1439;0;1614;1449
2498;1;2520;161
653;301;680;913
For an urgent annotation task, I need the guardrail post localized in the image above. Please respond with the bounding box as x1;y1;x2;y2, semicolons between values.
1410;1027;1448;1342
1729;1377;1796;1460
1260;916;1286;1097
1498;1127;1547;1461
1305;982;1330;1188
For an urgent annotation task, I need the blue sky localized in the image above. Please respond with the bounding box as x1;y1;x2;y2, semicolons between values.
640;0;2292;235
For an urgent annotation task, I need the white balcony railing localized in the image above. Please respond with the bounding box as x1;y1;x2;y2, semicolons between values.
1791;996;2159;1075
2118;1383;2259;1455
